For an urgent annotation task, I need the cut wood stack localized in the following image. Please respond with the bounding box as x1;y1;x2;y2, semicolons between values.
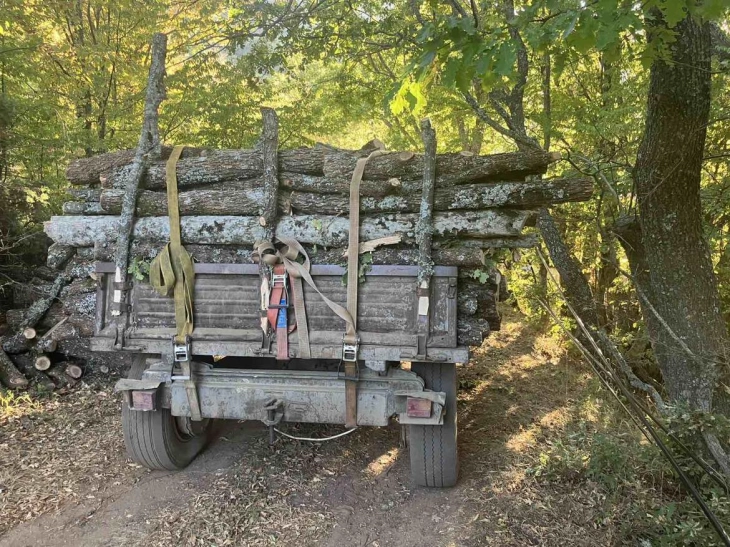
41;142;592;349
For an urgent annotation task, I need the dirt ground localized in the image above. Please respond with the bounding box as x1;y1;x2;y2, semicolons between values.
0;310;630;546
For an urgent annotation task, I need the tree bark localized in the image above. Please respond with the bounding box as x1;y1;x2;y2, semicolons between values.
10;353;55;391
45;210;534;248
259;108;279;240
98;147;329;189
46;243;76;270
323;148;558;180
93;147;558;190
289;177;593;215
633;14;726;412
0;347;28;389
95;177;591;217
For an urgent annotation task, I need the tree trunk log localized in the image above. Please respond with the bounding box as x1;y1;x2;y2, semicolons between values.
62;201;104;215
34;355;51;371
45;210;534;248
93;147;557;190
323;148;558;181
0;347;29;389
289;178;593;215
98;147;329;189
457;316;490;346
10;353;55;391
64;363;83;380
46;367;77;389
47;243;76;270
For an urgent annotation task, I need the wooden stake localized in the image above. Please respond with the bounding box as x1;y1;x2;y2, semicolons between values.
259;108;279;241
112;32;167;316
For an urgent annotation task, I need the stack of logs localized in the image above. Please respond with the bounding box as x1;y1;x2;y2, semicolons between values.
37;142;592;350
0;268;99;391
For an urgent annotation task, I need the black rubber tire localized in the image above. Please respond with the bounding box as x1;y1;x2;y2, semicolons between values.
408;362;459;487
121;354;210;471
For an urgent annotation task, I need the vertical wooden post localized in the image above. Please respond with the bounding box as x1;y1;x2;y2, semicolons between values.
112;33;167;316
259;107;279;241
415;119;437;357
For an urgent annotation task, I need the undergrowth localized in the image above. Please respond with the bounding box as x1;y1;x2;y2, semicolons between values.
526;381;730;546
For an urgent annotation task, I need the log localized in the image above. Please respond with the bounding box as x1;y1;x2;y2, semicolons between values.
64;363;83;380
10;354;55;391
3;273;71;354
100;187;269;216
47;243;76;270
323;148;559;181
417;118;437;284
280;172;404;198
96;177;592;217
0;347;29;389
5;305;66;331
94;147;556;190
46;367;76;389
62;201;105;215
99;147;329;189
34;355;51;371
37;338;58;353
12;282;52;308
457;316;491;347
22;327;36;340
94;241;256;264
67;188;102;202
289;178;594;215
66;146;205;186
45;210;534;248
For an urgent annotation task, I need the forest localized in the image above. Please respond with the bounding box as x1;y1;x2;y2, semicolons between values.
1;1;730;545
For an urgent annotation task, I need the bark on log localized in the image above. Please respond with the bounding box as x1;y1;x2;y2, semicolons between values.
45;210;534;248
99;187;269;216
0;347;29;389
5;306;66;332
47;367;76;389
99;147;329;189
47;243;76;270
323;148;558;181
12;282;52;308
457;316;491;346
95;177;592;217
10;353;55;391
94;148;556;190
67;188;102;202
114;32;167;313
259;108;279;240
303;245;489;268
288;178;593;215
66;146;205;186
62;201;105;215
94;240;256;264
416;118;437;283
280;173;403;198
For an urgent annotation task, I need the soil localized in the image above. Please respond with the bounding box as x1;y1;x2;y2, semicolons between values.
0;309;624;546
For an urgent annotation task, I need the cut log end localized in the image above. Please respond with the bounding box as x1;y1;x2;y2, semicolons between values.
22;327;37;340
34;355;52;371
64;363;83;380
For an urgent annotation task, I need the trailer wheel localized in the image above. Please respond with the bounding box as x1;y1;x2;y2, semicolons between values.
121;354;210;471
408;362;459;487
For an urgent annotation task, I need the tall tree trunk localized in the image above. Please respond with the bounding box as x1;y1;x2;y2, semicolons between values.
633;13;728;416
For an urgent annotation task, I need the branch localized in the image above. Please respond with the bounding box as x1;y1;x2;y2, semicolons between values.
462;91;540;149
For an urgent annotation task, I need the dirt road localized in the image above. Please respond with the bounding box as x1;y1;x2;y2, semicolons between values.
0;311;617;546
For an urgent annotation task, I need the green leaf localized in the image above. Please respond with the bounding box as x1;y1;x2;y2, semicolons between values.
660;0;687;27
494;42;516;77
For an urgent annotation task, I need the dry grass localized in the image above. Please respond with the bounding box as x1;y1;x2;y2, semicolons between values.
0;380;143;535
